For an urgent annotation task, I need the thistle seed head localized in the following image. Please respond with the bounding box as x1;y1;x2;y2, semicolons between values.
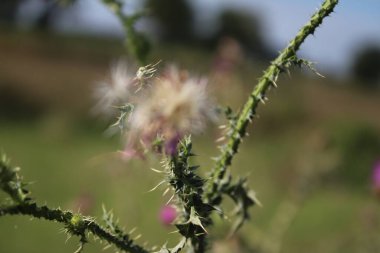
125;65;215;157
94;60;136;115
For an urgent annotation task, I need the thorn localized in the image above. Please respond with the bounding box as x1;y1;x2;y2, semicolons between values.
197;222;208;234
102;244;112;251
65;234;72;243
215;136;226;143
147;180;166;193
166;194;175;205
129;227;137;234
257;94;266;104
286;68;291;77
133;234;142;240
315;71;325;78
150;168;164;173
271;79;278;88
162;187;170;197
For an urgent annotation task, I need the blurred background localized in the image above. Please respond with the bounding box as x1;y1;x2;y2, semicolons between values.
0;0;380;252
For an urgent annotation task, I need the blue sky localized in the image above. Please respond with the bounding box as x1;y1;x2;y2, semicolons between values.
18;0;380;74
191;0;380;73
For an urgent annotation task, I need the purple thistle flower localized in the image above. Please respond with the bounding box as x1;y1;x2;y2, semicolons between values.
165;134;181;155
159;205;177;226
372;160;380;193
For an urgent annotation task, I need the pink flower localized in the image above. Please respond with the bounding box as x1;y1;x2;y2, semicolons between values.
159;205;177;226
372;160;380;196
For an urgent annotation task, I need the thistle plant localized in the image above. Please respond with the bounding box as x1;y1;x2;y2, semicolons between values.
0;0;341;252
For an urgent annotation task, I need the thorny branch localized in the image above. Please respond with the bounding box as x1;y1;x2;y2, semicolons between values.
205;0;340;207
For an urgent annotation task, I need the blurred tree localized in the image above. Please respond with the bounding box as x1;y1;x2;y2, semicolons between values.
351;46;380;89
211;9;272;60
35;0;77;30
145;0;194;42
35;1;60;30
0;0;21;25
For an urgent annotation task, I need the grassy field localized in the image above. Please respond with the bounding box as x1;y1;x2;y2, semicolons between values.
1;30;380;253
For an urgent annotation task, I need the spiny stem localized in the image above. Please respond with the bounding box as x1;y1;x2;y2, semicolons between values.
165;137;210;252
205;0;340;204
0;203;149;253
0;154;149;253
102;0;150;64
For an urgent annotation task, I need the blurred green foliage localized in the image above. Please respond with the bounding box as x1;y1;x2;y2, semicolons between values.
330;122;380;188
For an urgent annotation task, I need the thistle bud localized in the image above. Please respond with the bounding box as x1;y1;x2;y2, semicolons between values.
159;205;177;226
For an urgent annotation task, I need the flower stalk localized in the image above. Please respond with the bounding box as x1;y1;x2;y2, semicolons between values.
164;137;211;252
205;0;340;205
102;0;150;64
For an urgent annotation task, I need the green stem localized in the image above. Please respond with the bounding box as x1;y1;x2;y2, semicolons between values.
167;137;210;253
0;203;149;253
205;0;340;204
102;0;150;65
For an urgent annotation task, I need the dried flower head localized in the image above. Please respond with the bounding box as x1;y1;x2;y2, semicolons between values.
124;65;215;157
93;60;136;115
94;61;215;158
